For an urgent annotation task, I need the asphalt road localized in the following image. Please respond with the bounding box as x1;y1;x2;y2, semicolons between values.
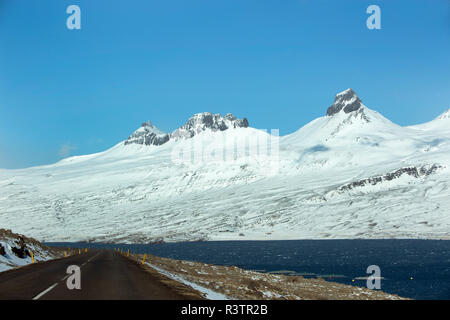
0;250;191;300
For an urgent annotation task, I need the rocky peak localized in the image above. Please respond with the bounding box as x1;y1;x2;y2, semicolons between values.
326;88;363;116
141;120;154;127
124;120;170;146
436;109;450;120
171;112;249;139
125;112;249;146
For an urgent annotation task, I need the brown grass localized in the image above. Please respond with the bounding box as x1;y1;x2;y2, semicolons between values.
125;253;205;299
128;253;408;300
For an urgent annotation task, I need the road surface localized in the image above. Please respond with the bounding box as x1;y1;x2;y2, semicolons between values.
0;250;194;300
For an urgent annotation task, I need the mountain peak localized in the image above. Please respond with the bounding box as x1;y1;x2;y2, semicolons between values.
171;112;249;139
124;121;169;146
436;109;450;120
125;112;249;146
141;120;154;127
326;88;363;116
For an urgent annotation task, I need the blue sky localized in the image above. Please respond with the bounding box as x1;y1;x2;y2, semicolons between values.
0;0;449;168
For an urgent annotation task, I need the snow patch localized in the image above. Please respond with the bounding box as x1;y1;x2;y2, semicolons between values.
145;262;230;300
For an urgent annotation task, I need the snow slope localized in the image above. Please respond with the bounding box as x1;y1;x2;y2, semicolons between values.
408;109;450;133
0;89;449;242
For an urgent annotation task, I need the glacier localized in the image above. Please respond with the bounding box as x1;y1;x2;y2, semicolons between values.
0;89;449;243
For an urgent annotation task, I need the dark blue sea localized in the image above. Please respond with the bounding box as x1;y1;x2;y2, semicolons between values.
46;239;450;300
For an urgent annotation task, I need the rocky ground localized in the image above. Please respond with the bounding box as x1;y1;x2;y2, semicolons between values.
0;229;64;272
130;253;407;300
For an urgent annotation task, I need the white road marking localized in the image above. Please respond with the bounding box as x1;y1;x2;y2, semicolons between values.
61;274;71;281
86;253;100;263
32;283;58;300
32;252;101;300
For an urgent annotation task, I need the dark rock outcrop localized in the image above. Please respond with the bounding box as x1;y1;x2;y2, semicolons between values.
11;246;30;259
124;121;170;146
10;236;31;259
171;113;249;139
339;164;442;192
125;113;249;146
326;88;363;116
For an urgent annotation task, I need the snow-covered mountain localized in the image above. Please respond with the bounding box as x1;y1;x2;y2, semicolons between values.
408;109;450;132
1;89;449;243
124;113;249;146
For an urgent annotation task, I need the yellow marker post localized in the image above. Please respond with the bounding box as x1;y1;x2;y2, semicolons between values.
85;248;88;253
64;251;67;257
142;254;146;264
127;249;129;257
30;251;34;264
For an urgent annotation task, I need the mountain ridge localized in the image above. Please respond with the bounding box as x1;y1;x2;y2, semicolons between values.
125;112;249;147
0;88;449;243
